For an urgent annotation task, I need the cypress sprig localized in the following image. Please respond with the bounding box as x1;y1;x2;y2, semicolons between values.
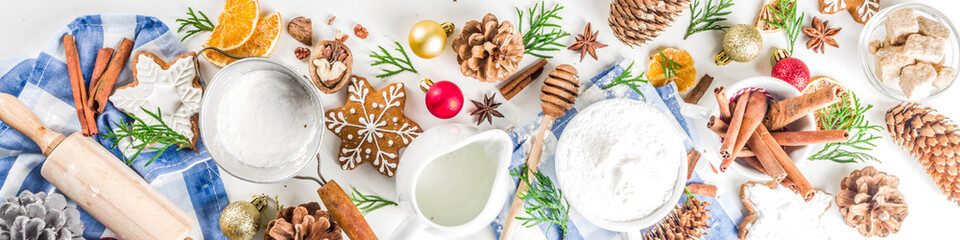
369;41;419;79
175;7;216;42
510;163;570;239
350;187;398;215
603;61;649;98
808;92;884;163
763;0;805;54
684;0;735;39
517;1;571;59
103;107;192;167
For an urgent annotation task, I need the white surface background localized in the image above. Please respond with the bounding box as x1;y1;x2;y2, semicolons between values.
2;0;960;239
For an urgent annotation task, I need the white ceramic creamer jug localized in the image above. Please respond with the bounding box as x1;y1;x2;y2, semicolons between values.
390;124;513;239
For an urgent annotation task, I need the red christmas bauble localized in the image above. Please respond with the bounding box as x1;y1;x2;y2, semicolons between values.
424;81;463;119
771;57;810;91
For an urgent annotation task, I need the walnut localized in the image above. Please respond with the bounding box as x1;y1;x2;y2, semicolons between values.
287;17;313;45
294;47;310;60
308;40;353;93
353;24;368;39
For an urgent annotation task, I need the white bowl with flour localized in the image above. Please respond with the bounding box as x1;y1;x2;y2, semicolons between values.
554;99;687;232
200;58;324;183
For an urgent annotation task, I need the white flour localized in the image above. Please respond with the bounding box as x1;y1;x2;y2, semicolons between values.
555;99;684;222
741;183;832;240
216;70;318;168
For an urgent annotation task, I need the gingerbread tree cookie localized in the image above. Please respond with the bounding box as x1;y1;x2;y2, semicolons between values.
325;76;421;177
819;0;880;24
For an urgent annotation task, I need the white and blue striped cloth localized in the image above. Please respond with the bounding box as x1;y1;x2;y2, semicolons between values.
0;15;227;239
492;59;739;240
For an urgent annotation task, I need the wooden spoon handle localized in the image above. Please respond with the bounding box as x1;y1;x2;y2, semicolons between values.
0;93;65;155
318;180;378;240
499;115;556;240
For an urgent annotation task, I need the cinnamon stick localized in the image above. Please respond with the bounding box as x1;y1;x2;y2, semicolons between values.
686;150;700;180
719;93;749;171
89;38;134;113
770;130;850;146
87;48;114;96
686;183;717;197
728;91;768;162
62;35;95;136
500;58;547;100
684;74;714;104
756;125;815;201
765;84;843;130
707;115;728;134
740;157;797;191
738;148;755;157
746;130;787;182
714;87;731;120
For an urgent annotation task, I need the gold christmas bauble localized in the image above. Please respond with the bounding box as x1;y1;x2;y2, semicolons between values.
219;200;261;240
408;20;453;59
721;24;763;63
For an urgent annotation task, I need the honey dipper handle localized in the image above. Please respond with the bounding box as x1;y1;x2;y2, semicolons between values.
500;115;556;240
318;180;378;240
0;93;65;155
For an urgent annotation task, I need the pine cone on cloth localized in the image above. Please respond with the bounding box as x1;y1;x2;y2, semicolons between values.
642;197;710;240
886;103;960;206
264;202;342;240
608;0;690;47
0;190;84;240
451;13;525;83
836;166;908;237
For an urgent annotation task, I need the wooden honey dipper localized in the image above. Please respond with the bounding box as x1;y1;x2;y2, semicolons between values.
500;64;578;240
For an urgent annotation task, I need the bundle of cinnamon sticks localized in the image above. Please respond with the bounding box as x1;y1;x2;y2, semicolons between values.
62;35;133;136
709;84;844;201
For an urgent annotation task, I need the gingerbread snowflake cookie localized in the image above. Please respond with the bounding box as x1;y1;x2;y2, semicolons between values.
739;181;833;240
819;0;879;24
325;76;422;177
110;52;202;147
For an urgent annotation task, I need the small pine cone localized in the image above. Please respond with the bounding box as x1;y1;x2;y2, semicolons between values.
608;0;691;47
451;13;525;83
642;197;710;240
886;103;960;206
264;202;342;240
540;65;579;117
836;166;908;237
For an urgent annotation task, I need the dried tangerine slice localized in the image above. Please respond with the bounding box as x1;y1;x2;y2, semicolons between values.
204;12;282;67
648;48;697;92
804;76;851;130
204;0;260;50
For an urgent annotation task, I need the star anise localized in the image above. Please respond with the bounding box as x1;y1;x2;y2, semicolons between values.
802;17;841;54
470;94;503;125
567;23;608;62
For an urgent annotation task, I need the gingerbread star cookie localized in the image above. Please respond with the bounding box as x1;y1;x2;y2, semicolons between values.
325;76;422;177
819;0;880;24
110;52;202;148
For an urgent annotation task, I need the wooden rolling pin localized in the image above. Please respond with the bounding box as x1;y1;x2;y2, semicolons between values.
0;93;193;240
500;65;578;240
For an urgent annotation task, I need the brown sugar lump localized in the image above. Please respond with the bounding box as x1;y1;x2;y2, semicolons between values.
875;46;914;83
899;62;938;99
886;8;920;45
933;65;956;89
918;16;950;39
904;34;946;63
868;40;883;54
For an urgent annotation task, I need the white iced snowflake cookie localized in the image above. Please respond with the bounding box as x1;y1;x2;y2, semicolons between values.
739;181;832;240
110;52;202;148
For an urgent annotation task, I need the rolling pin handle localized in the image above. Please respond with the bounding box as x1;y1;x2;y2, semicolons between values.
0;93;65;155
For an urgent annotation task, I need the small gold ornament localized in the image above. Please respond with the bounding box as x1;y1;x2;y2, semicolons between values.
715;24;763;66
220;195;269;240
770;47;791;65
408;20;454;59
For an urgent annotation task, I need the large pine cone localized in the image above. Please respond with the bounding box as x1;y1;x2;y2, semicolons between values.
264;202;342;240
451;13;524;83
608;0;690;47
886;103;960;206
0;190;84;240
836;166;908;237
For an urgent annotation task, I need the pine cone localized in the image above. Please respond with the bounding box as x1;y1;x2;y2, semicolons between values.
608;0;690;47
451;13;525;83
886;103;960;206
642;197;710;240
836;166;908;237
264;202;342;240
0;190;84;240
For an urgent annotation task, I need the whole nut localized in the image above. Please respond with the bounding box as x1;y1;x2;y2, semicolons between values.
287;17;313;45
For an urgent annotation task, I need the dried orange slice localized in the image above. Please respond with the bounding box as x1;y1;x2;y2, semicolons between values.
755;0;793;34
648;48;697;92
205;0;260;50
803;76;851;130
204;12;282;67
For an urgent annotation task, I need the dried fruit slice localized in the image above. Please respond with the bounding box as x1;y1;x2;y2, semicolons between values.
755;0;794;34
205;0;260;50
204;12;282;67
803;76;850;130
648;48;697;92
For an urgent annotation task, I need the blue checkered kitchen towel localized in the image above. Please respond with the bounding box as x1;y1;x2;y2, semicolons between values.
0;15;228;239
491;59;739;240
